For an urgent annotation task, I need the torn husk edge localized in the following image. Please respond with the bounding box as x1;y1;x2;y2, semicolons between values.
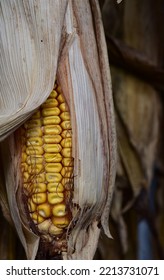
57;0;117;259
0;0;116;260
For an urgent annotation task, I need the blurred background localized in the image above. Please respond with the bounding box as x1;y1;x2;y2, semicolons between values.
0;0;164;260
95;0;164;260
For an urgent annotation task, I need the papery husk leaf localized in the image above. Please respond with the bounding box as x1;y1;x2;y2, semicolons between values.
0;0;116;260
0;208;25;259
0;209;15;260
57;0;116;259
0;136;39;259
113;69;159;195
0;0;68;140
0;147;12;224
114;99;146;196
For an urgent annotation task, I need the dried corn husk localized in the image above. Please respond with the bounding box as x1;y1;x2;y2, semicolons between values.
0;208;25;260
0;0;116;259
0;0;68;140
0;149;12;224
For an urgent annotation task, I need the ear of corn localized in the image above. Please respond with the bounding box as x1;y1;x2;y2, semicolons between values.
20;81;73;254
0;0;116;260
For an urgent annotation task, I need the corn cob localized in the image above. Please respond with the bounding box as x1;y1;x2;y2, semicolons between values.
20;81;74;255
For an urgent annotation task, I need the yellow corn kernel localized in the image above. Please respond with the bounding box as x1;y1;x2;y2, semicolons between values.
62;158;74;167
26;127;43;138
34;173;45;183
49;90;58;98
48;192;64;204
60;112;70;121
46;173;62;183
44;153;62;163
24;119;42;129
32;193;47;204
52;204;67;217
42;107;60;117
44;125;62;135
31;212;44;224
22;152;27;162
32;183;47;193
28;199;37;212
43;135;62;144
23;183;29;190
37;203;51;218
42;98;58;108
21;163;28;172
56;85;62;94
52;216;69;228
31;111;41;119
49;224;63;235
38;220;51;233
28;164;43;174
43;116;61;125
61;121;71;130
61;167;73;178
47;182;64;193
44;144;62;153
59;102;68;112
27;137;43;146
45;163;62;173
61;138;72;148
57;94;65;103
26;146;44;155
21;80;74;240
61;148;72;158
26;155;43;165
61;130;72;138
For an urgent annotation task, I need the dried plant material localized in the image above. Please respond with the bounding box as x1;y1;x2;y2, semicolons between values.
0;0;68;140
111;0;160;193
102;0;160;198
96;0;162;260
0;149;12;224
115;106;145;197
105;35;164;91
0;0;116;260
0;210;14;260
114;73;159;192
0;0;69;259
0;209;25;260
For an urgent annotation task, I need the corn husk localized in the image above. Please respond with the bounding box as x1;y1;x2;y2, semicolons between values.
0;0;68;140
0;0;116;259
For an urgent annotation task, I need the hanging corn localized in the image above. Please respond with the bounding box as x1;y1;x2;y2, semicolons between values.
0;0;117;260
